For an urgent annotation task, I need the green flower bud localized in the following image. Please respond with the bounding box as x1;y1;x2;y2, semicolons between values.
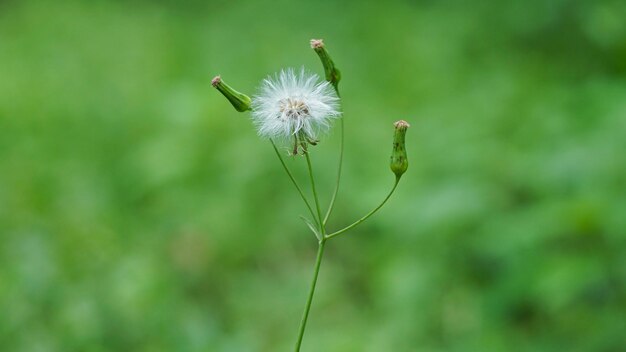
211;75;252;112
390;120;410;179
310;39;341;91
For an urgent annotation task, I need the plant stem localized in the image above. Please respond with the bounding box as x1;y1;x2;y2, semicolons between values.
270;139;319;227
323;116;343;226
294;239;326;352
323;88;343;226
305;151;325;234
294;151;327;351
326;177;400;240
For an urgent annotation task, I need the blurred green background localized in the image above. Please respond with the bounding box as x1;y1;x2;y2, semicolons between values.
1;0;625;351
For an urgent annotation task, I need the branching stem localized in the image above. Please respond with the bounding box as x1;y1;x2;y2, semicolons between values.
270;139;319;227
294;151;327;351
325;177;400;240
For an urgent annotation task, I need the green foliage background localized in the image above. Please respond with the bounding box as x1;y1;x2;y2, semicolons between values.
1;0;625;351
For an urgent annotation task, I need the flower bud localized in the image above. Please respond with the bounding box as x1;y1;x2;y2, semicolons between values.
390;120;410;179
310;39;341;90
211;75;252;112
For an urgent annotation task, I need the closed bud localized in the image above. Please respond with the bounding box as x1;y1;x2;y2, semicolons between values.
211;75;252;112
390;120;410;179
310;39;341;91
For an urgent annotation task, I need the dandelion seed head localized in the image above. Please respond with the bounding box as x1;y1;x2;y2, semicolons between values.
251;68;341;142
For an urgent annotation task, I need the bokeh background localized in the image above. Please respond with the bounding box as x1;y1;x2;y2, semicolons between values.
1;0;625;351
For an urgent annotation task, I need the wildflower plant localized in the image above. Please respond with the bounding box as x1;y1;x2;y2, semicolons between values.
212;39;410;351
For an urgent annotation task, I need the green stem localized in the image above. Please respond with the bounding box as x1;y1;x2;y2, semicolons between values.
270;139;319;227
294;239;326;352
323;88;342;226
326;177;400;240
323;116;343;226
294;151;328;351
305;151;325;234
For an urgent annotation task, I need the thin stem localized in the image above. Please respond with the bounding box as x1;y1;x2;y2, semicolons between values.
294;239;326;352
304;151;325;234
270;139;318;226
294;151;328;351
323;88;342;226
326;177;400;240
323;117;343;226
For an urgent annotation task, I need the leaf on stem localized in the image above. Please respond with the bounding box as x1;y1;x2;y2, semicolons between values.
299;215;321;241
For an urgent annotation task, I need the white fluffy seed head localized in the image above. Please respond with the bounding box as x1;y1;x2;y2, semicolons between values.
251;68;341;142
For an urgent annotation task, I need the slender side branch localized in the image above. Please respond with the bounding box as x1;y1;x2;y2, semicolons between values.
326;177;401;240
304;151;325;233
323;112;343;226
270;139;319;226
